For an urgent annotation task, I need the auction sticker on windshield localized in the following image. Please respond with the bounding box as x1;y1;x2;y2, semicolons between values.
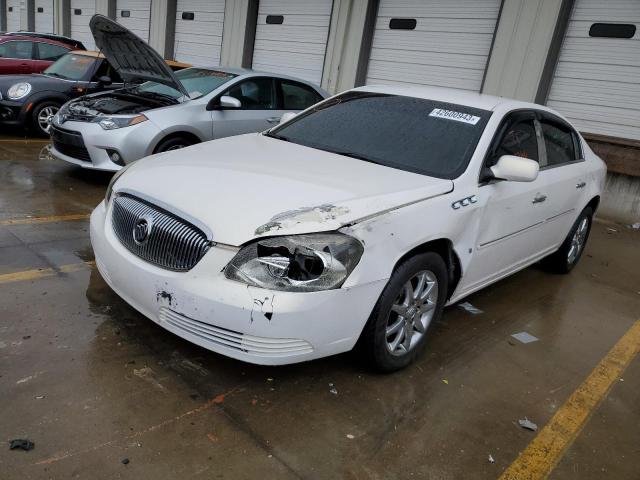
429;108;480;125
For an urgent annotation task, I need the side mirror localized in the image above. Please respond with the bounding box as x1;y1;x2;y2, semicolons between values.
279;112;297;125
98;75;112;86
490;155;539;182
219;95;241;109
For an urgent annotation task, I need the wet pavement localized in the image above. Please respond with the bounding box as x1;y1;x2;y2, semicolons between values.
1;134;639;479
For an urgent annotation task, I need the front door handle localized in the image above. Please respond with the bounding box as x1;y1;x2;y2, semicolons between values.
576;181;586;189
266;117;280;123
532;194;547;204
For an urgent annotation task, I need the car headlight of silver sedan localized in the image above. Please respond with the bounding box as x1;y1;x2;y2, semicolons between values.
225;233;364;292
7;82;32;100
99;114;148;130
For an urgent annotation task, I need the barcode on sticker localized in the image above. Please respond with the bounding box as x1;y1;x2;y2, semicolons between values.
429;108;480;125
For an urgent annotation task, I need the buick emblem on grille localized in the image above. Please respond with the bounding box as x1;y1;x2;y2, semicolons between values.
133;216;153;245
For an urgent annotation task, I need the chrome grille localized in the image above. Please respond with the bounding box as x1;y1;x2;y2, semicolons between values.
111;194;211;271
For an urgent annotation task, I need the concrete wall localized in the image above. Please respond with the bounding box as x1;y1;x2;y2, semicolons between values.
220;0;252;67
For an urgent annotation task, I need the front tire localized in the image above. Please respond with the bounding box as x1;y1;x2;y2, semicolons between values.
154;136;194;153
32;101;60;137
359;252;448;372
542;207;593;274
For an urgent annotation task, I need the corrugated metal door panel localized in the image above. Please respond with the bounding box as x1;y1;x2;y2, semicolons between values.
547;0;640;141
252;0;333;84
35;0;55;34
365;0;501;91
174;0;225;66
6;0;22;31
71;0;96;50
116;0;152;42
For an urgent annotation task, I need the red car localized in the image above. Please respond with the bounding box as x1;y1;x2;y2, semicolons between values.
0;33;85;75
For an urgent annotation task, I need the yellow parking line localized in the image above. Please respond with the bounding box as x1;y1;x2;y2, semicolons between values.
0;261;95;284
500;318;640;479
0;213;90;226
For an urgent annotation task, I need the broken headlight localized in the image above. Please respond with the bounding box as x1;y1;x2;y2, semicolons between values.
99;114;147;130
225;233;364;292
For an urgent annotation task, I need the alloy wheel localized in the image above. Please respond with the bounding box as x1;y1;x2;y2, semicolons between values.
385;270;438;356
567;217;589;264
37;106;58;134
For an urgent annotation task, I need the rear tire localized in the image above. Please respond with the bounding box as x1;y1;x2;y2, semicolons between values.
31;101;60;137
542;207;593;274
359;252;448;372
154;136;195;153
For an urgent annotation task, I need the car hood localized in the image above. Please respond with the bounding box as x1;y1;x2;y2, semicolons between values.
89;15;189;97
115;134;454;246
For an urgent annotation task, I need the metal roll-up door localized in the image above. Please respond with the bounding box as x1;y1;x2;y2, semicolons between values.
35;0;55;34
252;0;333;84
116;0;152;42
546;0;640;141
71;0;96;50
6;0;22;32
174;0;225;66
365;0;501;91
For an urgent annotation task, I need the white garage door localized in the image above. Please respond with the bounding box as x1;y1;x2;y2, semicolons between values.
174;0;225;66
252;0;333;84
117;0;151;42
35;0;55;34
365;0;501;91
547;0;640;141
6;0;22;32
71;0;96;50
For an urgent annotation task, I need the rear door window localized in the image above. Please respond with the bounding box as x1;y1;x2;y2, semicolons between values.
36;43;70;61
279;80;323;110
540;121;577;167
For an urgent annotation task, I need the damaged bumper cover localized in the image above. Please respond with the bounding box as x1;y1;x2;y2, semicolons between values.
90;201;386;365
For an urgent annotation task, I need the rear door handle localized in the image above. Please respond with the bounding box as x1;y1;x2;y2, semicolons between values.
266;117;280;123
576;181;586;189
532;194;547;204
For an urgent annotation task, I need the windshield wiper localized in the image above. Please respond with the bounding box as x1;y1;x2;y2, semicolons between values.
46;72;66;79
264;132;291;142
320;148;384;166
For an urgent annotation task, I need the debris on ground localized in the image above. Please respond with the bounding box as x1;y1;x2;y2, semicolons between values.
488;454;495;463
346;434;355;439
329;383;338;395
442;379;449;385
627;223;640;230
9;439;34;451
518;418;538;431
606;227;617;234
35;395;45;400
121;458;130;465
511;332;539;344
458;302;483;314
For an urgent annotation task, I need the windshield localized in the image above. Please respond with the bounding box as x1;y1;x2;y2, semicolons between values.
136;68;237;99
44;53;98;80
268;92;492;179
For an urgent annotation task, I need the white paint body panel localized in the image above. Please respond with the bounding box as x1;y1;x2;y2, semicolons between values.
252;0;333;84
174;0;225;66
71;0;96;50
35;0;55;34
90;85;606;365
547;0;640;141
116;0;151;42
366;0;501;91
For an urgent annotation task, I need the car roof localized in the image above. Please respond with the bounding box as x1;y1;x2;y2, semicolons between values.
1;32;83;48
352;84;554;114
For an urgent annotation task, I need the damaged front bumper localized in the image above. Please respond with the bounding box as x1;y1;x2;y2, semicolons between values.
90;201;386;365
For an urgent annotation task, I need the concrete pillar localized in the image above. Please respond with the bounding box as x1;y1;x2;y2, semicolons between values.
0;0;6;31
149;0;176;59
220;0;255;67
482;0;569;102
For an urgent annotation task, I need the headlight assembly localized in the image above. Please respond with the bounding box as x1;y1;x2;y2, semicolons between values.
99;114;147;130
7;82;32;100
225;233;364;292
105;162;133;204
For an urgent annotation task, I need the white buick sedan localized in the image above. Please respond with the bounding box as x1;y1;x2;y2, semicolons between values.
90;86;605;371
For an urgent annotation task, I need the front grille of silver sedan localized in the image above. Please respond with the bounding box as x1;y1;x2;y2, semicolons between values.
111;194;211;271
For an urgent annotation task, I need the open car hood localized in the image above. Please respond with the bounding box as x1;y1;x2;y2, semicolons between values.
89;15;189;97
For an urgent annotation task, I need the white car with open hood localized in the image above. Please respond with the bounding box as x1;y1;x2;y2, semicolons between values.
90;85;605;371
48;15;327;172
